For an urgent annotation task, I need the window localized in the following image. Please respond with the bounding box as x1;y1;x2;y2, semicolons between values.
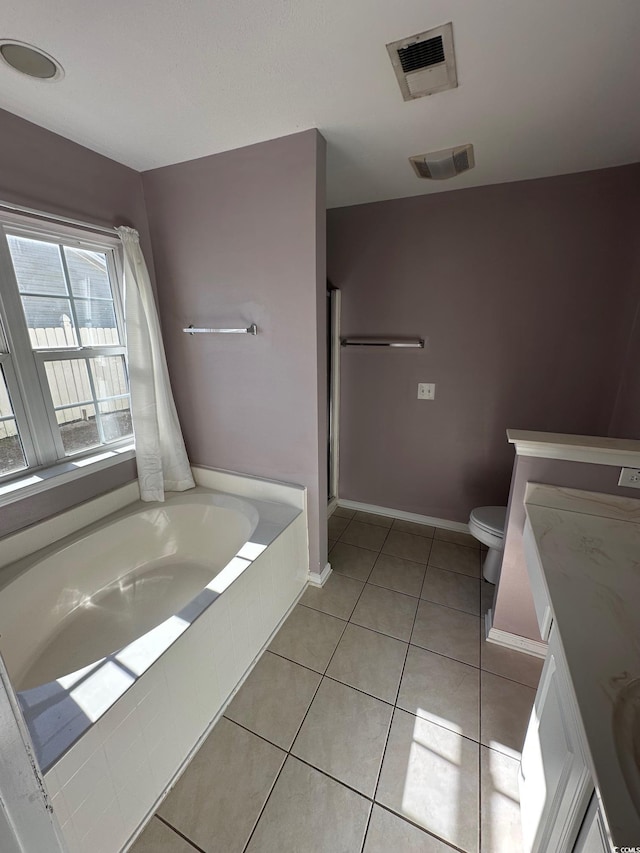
0;216;132;482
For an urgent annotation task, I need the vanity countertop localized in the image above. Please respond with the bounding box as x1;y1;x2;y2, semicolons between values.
524;484;640;847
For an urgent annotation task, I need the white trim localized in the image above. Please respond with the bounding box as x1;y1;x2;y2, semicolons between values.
329;289;341;502
0;445;135;508
308;561;332;587
0;204;119;243
507;429;640;467
192;465;305;510
337;498;469;533
485;608;547;659
0;654;66;852
0;478;140;569
0;217;131;487
327;496;337;516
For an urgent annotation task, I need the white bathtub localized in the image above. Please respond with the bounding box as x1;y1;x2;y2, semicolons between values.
0;490;258;691
0;469;309;853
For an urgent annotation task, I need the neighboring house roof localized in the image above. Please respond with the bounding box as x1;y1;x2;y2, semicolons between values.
6;236;117;329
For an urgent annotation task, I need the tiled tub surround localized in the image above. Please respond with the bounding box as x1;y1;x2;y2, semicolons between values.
131;510;543;853
0;468;308;853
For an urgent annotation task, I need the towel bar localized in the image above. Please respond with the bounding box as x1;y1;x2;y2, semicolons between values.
183;324;258;335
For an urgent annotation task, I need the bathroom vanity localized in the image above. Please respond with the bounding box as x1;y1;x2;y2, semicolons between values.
519;484;640;852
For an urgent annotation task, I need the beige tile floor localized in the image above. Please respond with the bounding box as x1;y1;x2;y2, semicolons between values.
132;511;543;853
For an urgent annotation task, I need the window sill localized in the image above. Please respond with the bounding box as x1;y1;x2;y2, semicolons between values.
0;444;135;508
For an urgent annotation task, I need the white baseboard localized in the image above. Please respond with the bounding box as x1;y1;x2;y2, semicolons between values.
327;497;338;516
337;499;469;533
485;608;547;659
308;562;332;587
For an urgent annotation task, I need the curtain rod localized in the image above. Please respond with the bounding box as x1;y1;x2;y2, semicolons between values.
0;200;119;238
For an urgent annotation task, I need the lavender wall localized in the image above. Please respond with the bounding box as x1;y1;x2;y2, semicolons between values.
142;130;328;575
493;454;640;640
328;164;640;522
0;108;148;536
608;247;640;438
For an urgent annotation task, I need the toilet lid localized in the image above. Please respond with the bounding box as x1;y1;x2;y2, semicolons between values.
470;506;507;536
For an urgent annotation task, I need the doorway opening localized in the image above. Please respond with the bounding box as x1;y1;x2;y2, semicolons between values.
327;285;340;503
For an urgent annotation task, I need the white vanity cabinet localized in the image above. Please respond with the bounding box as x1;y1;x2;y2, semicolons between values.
519;625;594;853
573;796;611;853
518;485;640;852
522;519;553;641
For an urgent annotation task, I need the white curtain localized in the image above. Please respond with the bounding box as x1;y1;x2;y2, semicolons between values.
117;226;195;501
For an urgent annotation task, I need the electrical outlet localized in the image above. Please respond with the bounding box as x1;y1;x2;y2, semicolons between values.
618;467;640;489
417;383;435;400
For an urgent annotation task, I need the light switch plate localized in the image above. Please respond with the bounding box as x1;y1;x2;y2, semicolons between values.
417;383;435;400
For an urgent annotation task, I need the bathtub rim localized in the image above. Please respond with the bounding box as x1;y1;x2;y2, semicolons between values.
0;487;259;596
9;485;303;773
2;490;261;691
0;463;307;575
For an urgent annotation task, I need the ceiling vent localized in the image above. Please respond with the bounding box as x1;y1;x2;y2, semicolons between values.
409;144;475;180
387;23;457;101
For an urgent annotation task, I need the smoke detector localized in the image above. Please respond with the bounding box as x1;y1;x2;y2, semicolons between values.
409;144;475;180
387;23;457;101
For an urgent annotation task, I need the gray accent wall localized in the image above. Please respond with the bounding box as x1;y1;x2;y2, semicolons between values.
0;108;147;536
142;130;328;575
327;164;640;523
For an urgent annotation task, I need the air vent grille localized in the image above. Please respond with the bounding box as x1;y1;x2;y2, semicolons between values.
397;36;445;73
413;160;431;179
387;23;457;100
452;148;470;173
409;145;475;180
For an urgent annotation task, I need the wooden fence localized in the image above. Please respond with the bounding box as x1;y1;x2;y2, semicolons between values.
0;327;128;440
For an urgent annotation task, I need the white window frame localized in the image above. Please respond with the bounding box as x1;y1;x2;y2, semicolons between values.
0;212;134;501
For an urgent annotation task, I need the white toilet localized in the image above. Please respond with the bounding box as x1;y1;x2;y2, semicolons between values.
468;505;507;584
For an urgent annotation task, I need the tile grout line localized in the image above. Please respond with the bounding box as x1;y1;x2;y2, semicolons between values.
295;599;537;690
355;522;396;853
358;525;424;853
333;540;482;581
262;646;499;751
333;565;485;617
238;741;289;853
372;803;470;853
226;706;512;836
227;694;523;851
361;520;483;852
240;587;362;853
276;572;526;704
224;716;378;806
155;814;209;853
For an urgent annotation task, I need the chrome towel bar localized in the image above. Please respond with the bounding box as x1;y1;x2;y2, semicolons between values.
183;324;258;335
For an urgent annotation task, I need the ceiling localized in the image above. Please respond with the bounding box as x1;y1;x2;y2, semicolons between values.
2;0;640;208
